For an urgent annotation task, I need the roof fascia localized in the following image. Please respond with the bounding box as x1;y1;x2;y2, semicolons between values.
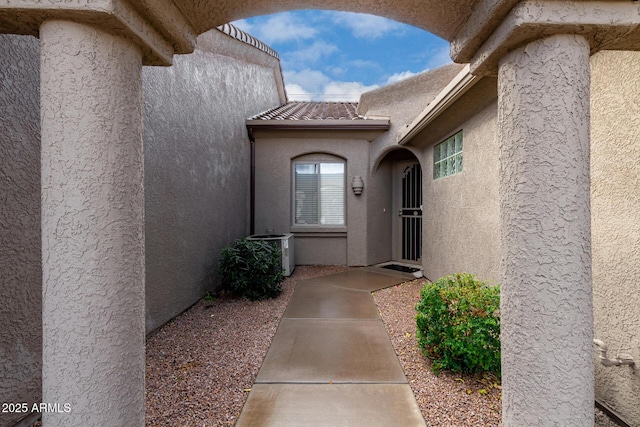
246;119;390;131
397;64;479;146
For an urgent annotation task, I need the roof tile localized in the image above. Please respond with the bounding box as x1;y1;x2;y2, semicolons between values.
250;102;366;121
217;23;279;59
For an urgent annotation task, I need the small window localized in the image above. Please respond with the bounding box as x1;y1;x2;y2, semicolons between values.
434;131;463;179
294;162;345;225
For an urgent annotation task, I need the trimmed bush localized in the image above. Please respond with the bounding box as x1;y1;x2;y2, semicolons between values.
219;238;284;301
415;273;500;376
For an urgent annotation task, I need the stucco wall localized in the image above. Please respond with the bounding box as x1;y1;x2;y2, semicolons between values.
591;50;640;426
366;158;393;265
0;27;284;423
413;101;500;284
362;65;469;268
253;132;371;266
361;63;466;167
0;34;42;427
366;148;423;265
143;29;284;333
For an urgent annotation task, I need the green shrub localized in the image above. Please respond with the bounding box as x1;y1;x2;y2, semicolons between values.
415;273;500;376
219;238;284;301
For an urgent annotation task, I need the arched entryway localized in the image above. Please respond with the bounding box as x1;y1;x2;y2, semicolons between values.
396;161;422;263
375;148;423;265
2;1;636;425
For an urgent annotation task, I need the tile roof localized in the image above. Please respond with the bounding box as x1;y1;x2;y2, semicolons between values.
217;23;279;59
250;102;366;121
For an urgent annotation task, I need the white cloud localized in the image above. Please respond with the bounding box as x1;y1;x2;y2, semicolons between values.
286;83;313;101
233;11;451;102
284;69;332;96
284;40;339;65
348;59;380;69
386;70;419;84
321;81;380;102
284;69;379;102
329;12;404;39
327;66;347;78
233;13;317;45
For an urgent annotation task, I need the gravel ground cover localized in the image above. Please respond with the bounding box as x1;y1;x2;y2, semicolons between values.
372;278;621;427
373;278;503;426
145;266;621;427
145;265;353;427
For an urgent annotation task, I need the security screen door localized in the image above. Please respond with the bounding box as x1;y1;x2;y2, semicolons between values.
397;162;422;262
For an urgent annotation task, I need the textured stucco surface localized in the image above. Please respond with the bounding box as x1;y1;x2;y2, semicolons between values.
169;0;477;40
467;1;640;75
0;0;195;65
498;35;593;426
366;156;393;265
368;149;423;266
253;135;370;266
387;74;500;284
0;25;284;425
2;5;639;426
450;0;519;62
143;29;283;333
359;63;464;119
417;102;500;284
0;0;182;65
40;20;145;426
0;0;503;68
362;64;467;267
407;76;498;150
0;34;41;427
591;50;640;427
5;1;640;72
361;63;465;166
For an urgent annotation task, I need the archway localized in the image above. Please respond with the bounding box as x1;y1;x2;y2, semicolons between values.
168;0;476;41
374;147;423;265
1;1;630;425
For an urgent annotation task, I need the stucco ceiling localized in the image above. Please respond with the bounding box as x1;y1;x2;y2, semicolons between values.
169;0;482;41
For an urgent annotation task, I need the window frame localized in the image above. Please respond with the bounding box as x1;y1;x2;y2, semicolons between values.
292;159;346;228
433;130;463;180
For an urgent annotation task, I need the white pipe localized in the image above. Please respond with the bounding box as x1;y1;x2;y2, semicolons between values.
593;339;635;367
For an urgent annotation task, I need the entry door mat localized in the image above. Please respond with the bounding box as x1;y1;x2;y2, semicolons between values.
380;264;420;273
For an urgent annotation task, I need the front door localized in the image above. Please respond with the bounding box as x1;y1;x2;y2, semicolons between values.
396;162;422;263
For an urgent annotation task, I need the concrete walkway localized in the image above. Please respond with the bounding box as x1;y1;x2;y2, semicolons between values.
236;269;427;426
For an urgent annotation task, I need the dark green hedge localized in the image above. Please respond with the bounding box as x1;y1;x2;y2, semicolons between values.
219;238;284;301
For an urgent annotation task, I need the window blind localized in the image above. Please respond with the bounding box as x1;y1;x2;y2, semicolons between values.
294;162;344;225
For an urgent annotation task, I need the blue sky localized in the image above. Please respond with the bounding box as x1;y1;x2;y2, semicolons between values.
233;11;451;102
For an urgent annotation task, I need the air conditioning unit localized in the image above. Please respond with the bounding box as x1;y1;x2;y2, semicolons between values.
246;233;295;276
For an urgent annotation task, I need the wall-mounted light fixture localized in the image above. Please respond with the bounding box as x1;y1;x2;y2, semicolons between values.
351;176;364;195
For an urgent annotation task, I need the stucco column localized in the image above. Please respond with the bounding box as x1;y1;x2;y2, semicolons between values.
498;34;593;425
40;20;145;426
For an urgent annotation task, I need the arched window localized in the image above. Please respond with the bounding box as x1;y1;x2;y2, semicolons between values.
293;157;345;226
